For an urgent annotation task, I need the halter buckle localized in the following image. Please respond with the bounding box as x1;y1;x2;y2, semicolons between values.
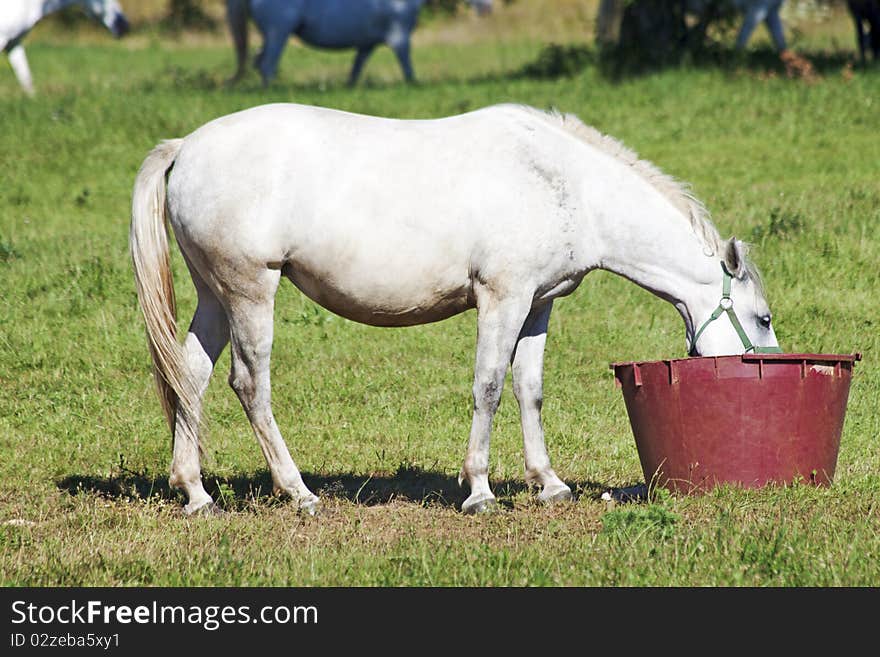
691;262;778;356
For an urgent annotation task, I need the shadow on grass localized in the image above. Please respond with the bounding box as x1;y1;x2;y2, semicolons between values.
665;44;860;77
514;43;865;84
144;42;870;98
146;64;428;95
469;42;867;85
56;464;609;511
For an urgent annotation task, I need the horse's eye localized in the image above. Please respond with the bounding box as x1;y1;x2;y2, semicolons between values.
759;315;772;329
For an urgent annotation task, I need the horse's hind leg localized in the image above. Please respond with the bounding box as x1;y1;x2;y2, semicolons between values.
225;271;319;513
510;302;572;505
459;291;532;514
254;29;289;86
869;8;880;60
851;8;867;63
225;0;249;82
170;270;229;515
250;3;299;86
168;270;229;514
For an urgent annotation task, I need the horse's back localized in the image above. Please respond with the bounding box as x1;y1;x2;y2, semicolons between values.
169;102;545;247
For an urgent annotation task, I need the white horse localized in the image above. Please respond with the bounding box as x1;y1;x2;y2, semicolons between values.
130;102;780;516
226;0;493;87
1;0;128;95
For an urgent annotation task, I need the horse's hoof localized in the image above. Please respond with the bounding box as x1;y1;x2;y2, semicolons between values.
539;485;573;505
186;501;224;517
461;494;497;515
298;497;321;516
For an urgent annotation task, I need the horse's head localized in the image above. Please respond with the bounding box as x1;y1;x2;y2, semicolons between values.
82;0;130;38
467;0;494;17
688;238;780;357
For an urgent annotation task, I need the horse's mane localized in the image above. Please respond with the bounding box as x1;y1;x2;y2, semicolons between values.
512;105;725;256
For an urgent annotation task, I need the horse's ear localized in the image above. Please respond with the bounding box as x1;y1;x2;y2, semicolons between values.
724;238;748;279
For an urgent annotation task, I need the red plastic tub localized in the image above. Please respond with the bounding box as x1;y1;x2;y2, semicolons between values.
611;353;860;493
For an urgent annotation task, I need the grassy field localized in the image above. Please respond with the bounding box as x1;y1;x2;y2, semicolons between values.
1;2;878;586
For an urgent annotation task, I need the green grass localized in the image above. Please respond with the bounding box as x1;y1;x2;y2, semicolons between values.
1;20;879;586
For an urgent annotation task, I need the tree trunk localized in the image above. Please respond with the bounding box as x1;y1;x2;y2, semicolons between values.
596;0;626;46
596;0;736;67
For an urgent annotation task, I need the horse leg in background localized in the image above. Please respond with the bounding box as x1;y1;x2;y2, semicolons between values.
459;290;533;514
847;1;880;64
252;26;291;86
7;44;34;96
511;302;573;505
735;1;771;50
347;45;376;87
225;270;319;514
762;0;787;52
855;11;868;62
250;3;303;86
384;23;416;83
868;2;880;60
170;268;230;515
225;0;249;82
391;38;415;82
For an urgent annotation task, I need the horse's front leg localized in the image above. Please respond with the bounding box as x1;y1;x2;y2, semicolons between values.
347;45;376;87
7;44;35;96
459;293;532;514
511;302;573;505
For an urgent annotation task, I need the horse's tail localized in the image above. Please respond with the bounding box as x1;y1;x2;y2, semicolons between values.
226;0;249;80
129;139;198;445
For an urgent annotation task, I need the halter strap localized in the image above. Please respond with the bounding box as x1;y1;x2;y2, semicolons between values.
690;263;782;355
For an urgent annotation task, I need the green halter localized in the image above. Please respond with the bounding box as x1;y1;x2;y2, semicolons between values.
690;263;782;356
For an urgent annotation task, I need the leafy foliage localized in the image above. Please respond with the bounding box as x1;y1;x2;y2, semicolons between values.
161;0;218;32
600;0;743;73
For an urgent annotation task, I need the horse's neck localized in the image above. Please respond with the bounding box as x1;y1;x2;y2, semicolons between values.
591;186;718;323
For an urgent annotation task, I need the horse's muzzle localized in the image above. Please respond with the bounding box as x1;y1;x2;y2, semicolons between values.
112;15;130;38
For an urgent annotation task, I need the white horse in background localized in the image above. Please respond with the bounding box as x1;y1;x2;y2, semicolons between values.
1;0;128;95
130;103;780;516
226;0;493;87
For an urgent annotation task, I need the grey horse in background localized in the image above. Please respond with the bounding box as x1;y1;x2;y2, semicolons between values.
2;0;129;95
226;0;493;87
